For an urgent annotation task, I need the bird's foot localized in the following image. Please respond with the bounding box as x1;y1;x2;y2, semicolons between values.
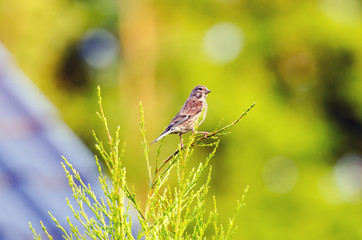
197;131;210;139
179;134;184;148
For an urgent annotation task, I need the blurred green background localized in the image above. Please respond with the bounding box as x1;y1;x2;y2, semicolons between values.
1;0;362;239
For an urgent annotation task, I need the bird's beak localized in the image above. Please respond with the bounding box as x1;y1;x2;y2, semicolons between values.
206;90;211;94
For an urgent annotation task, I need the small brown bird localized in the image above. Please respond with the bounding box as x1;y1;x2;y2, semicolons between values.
152;85;211;147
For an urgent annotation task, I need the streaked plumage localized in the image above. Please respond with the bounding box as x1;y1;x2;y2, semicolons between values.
152;85;211;147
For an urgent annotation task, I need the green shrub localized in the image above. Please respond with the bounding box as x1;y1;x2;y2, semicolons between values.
29;87;255;239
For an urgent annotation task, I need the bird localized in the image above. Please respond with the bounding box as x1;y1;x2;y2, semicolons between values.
152;85;211;148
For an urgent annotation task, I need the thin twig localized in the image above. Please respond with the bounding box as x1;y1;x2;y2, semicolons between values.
153;102;256;186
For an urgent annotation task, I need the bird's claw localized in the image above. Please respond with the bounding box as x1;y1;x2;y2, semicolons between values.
197;131;210;139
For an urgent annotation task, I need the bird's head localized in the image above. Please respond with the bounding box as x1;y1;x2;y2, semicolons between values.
190;85;211;99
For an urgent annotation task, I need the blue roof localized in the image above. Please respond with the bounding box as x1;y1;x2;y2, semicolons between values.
0;43;138;239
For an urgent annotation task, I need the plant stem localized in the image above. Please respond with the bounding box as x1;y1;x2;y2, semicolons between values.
154;102;256;178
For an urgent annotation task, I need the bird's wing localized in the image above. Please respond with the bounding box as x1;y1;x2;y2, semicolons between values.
166;97;203;129
179;97;203;116
152;98;203;143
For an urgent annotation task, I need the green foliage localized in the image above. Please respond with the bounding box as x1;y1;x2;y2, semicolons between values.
29;87;254;239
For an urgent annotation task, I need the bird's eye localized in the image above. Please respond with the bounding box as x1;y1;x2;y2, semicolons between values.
198;88;202;91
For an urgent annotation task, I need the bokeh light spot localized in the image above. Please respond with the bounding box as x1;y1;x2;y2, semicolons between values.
79;28;119;69
279;51;316;92
334;153;362;203
319;0;361;23
263;156;298;194
203;22;244;64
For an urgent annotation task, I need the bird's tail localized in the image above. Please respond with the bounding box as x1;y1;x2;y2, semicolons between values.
151;130;171;144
